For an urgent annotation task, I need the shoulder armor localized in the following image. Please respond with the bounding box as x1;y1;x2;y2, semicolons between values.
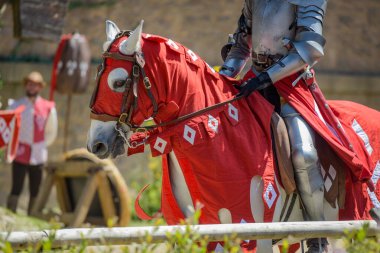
288;0;327;12
288;0;327;34
288;0;327;65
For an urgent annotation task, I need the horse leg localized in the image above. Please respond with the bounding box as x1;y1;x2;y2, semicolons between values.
250;175;274;253
168;151;195;218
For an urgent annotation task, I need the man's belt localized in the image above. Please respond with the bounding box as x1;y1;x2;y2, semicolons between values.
252;52;283;69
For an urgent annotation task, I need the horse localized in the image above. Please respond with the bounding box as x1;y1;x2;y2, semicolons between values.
87;20;380;252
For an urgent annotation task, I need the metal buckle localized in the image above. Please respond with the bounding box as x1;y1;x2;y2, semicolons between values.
256;54;268;64
118;113;129;124
133;65;140;77
136;53;145;67
143;77;151;89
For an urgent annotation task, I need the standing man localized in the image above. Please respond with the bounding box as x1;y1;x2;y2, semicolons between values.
6;71;57;214
220;1;328;252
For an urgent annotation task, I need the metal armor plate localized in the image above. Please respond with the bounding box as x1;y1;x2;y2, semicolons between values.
251;0;296;56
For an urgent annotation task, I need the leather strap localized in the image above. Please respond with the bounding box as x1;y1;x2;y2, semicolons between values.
132;95;244;131
90;112;119;122
103;52;135;62
90;31;242;134
252;52;283;69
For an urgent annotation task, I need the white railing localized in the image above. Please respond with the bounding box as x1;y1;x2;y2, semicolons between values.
1;220;378;250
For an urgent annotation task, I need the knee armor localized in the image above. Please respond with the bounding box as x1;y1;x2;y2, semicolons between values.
281;103;324;194
281;103;325;222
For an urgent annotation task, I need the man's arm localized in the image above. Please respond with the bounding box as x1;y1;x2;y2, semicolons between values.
266;0;328;83
219;0;252;78
238;0;328;96
44;107;58;146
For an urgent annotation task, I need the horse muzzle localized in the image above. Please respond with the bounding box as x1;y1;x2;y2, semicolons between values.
87;120;126;159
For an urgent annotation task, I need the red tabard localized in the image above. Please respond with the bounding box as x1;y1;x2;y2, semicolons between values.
0;106;24;162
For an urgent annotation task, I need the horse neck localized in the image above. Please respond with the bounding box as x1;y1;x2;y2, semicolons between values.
141;42;238;121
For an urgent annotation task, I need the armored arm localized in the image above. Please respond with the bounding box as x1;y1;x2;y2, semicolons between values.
266;0;327;83
219;0;252;78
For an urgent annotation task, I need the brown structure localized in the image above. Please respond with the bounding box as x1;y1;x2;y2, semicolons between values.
12;0;68;41
31;149;131;227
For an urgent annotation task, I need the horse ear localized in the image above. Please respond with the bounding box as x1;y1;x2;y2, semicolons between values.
106;20;121;41
119;20;144;55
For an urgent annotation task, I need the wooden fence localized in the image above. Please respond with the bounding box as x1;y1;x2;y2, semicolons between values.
1;220;378;250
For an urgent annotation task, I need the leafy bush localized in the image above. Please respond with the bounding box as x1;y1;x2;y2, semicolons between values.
344;222;380;253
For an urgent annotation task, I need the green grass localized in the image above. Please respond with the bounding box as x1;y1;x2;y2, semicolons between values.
0;207;52;232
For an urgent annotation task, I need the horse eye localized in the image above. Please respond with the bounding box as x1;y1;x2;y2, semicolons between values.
107;67;129;93
113;80;125;89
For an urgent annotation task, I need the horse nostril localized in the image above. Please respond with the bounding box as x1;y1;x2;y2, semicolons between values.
92;142;108;156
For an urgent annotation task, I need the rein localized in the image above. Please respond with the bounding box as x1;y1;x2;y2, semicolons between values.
90;31;243;147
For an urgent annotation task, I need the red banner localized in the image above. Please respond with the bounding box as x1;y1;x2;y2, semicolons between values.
0;106;24;162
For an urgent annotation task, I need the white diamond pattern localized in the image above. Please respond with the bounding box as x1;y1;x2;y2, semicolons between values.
153;137;167;154
352;119;373;155
323;165;336;192
368;161;380;208
1;127;10;144
166;39;179;50
372;161;380;185
208;115;219;133
321;167;326;178
328;165;336;180
0;117;6;132
0;117;10;144
264;183;277;208
183;125;196;145
187;49;198;61
214;243;224;253
66;60;78;76
228;104;239;122
325;176;332;192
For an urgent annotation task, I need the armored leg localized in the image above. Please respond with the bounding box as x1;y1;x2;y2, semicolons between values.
281;103;327;252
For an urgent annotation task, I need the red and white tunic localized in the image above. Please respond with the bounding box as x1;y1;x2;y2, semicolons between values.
8;96;57;165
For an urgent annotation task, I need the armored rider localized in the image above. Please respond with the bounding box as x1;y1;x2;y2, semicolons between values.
220;0;328;252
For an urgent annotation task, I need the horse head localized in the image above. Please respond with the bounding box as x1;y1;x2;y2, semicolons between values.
87;20;157;158
87;20;238;159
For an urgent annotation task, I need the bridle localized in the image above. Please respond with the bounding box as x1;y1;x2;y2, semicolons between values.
89;30;158;148
89;30;244;148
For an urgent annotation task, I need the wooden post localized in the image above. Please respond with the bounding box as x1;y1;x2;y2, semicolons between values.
96;171;117;225
69;173;98;227
63;93;72;152
55;177;72;213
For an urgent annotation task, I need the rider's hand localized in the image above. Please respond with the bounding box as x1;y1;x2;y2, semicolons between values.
237;72;273;97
